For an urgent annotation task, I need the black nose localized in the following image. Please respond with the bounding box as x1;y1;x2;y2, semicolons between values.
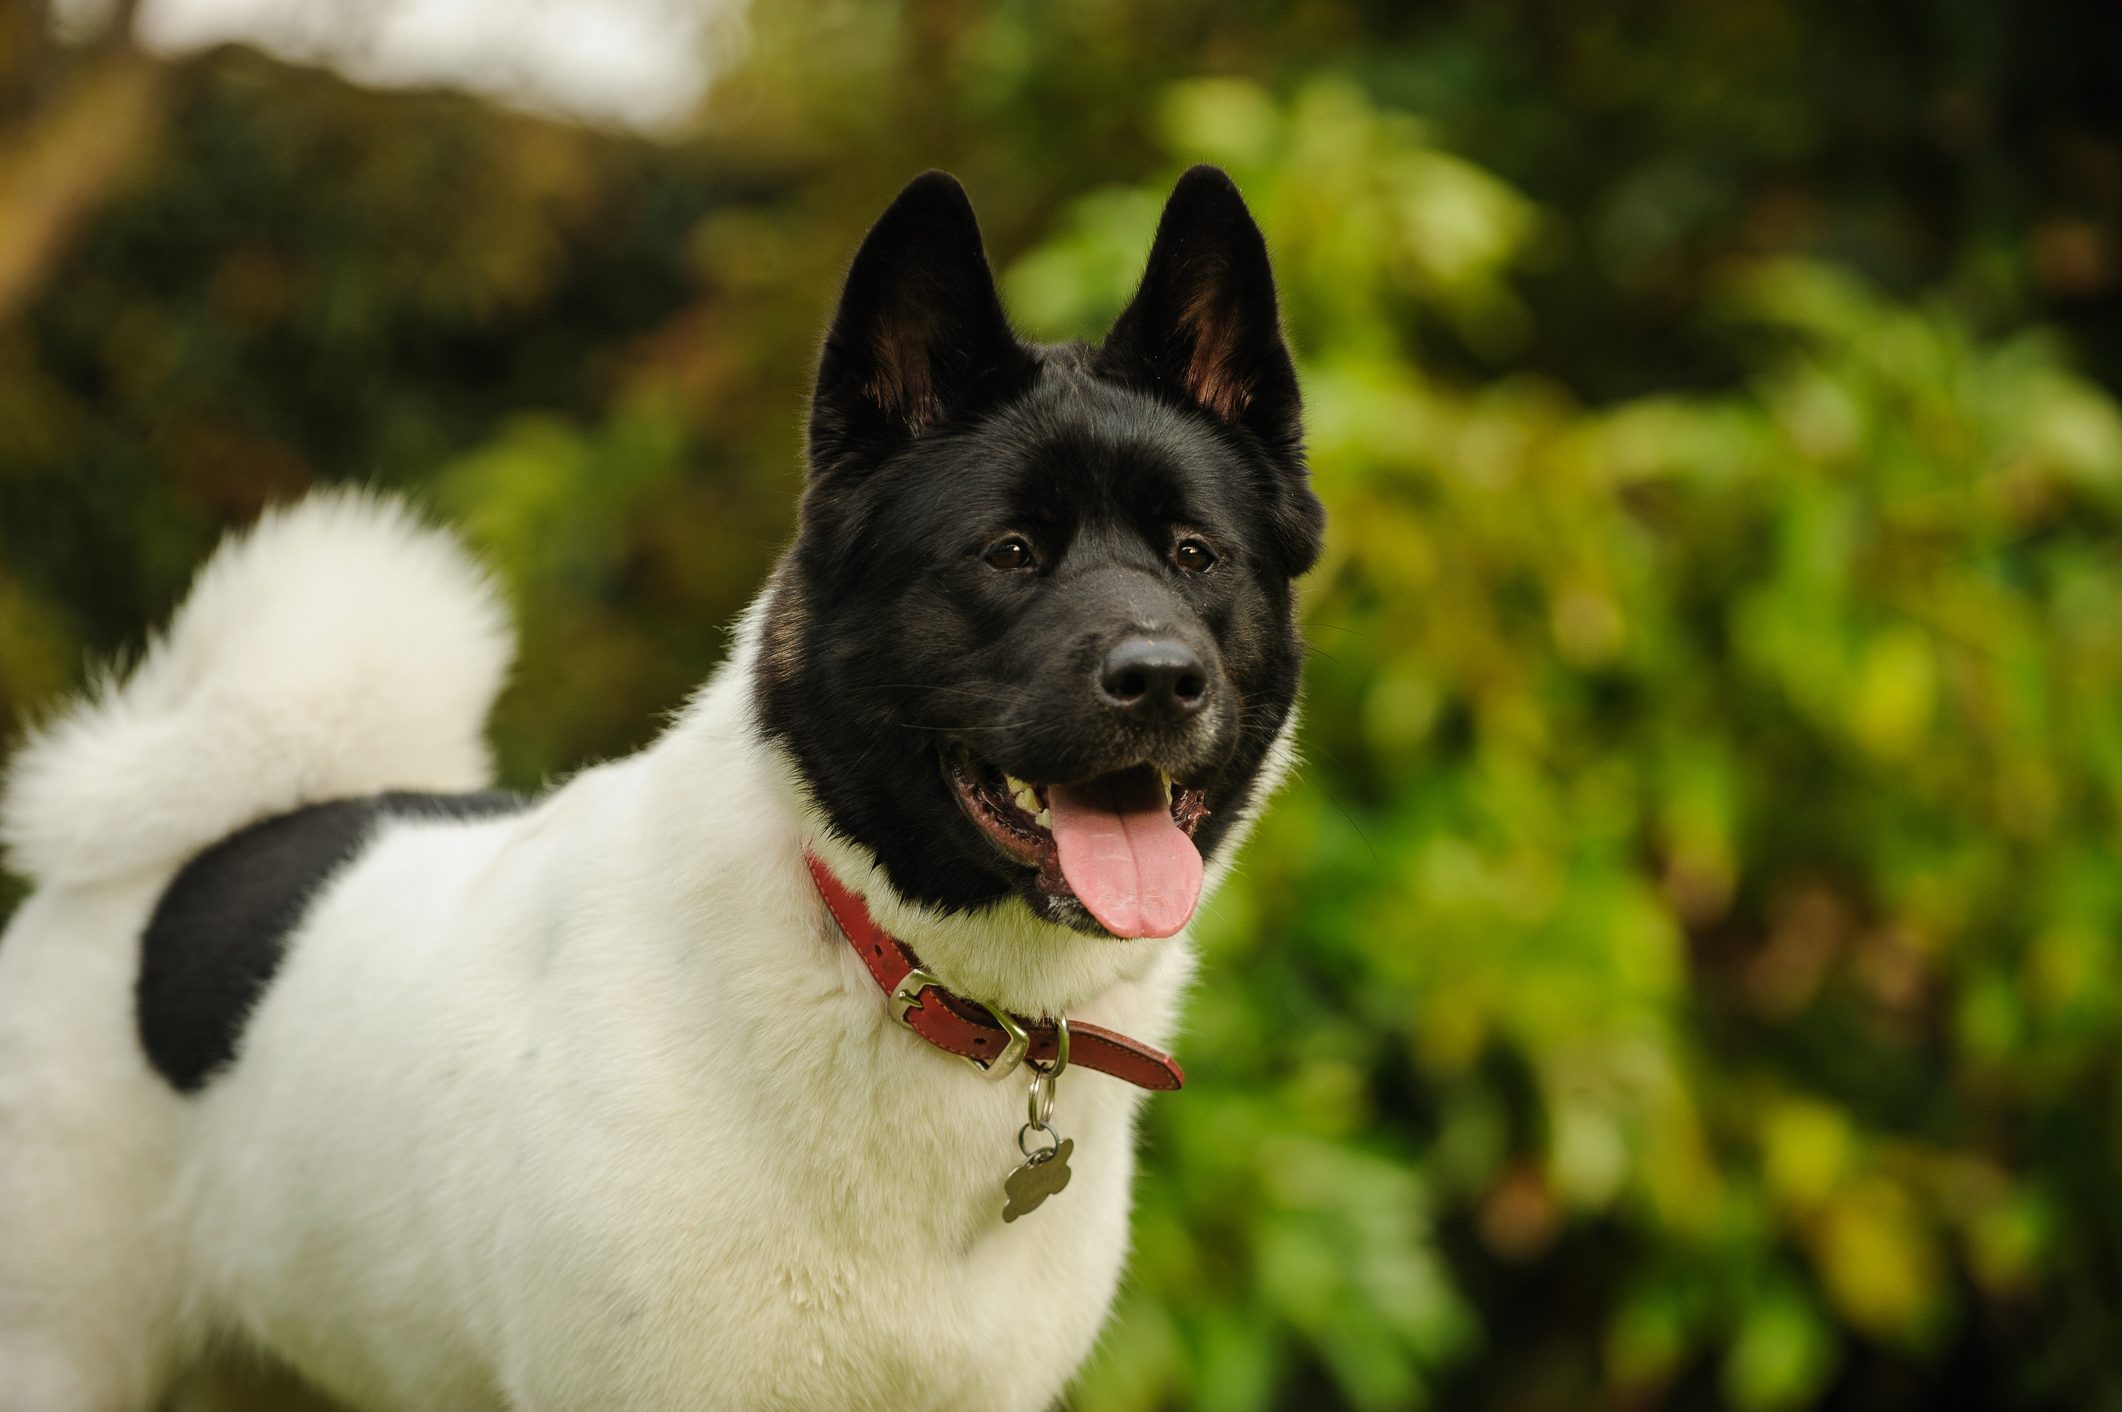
1099;635;1209;723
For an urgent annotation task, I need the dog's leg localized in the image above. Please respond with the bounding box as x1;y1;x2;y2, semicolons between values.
0;1145;188;1412
0;1130;190;1412
0;1349;140;1412
0;890;196;1412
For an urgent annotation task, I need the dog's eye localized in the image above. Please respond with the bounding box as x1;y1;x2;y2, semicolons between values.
985;536;1036;571
1173;537;1218;574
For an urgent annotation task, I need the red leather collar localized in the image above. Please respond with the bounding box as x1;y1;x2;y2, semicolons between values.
805;852;1184;1091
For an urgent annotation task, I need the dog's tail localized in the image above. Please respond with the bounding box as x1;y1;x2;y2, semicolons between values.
1;489;514;888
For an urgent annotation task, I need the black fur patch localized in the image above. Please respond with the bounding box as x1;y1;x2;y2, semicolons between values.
137;790;526;1093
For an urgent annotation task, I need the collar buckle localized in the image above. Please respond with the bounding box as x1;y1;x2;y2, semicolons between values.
890;968;1029;1079
808;850;1182;1090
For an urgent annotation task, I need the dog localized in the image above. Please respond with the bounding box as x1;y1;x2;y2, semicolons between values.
0;165;1323;1411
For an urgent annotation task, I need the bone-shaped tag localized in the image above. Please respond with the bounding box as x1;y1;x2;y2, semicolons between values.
1002;1137;1074;1222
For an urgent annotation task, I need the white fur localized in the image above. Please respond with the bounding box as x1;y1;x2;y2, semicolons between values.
0;493;1295;1411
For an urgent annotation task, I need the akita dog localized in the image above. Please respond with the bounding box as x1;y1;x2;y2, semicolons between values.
0;166;1322;1411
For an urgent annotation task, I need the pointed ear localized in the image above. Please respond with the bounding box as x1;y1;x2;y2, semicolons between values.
1103;167;1320;574
1098;166;1301;454
809;172;1036;476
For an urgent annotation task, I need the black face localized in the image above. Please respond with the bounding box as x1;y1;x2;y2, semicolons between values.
756;166;1324;939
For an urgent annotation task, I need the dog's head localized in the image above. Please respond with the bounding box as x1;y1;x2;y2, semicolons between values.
758;167;1322;945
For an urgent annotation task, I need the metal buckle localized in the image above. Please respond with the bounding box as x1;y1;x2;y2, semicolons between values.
887;968;942;1027
888;968;1030;1079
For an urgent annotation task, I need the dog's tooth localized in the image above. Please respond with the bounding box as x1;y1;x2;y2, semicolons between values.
1014;786;1039;814
1034;806;1052;829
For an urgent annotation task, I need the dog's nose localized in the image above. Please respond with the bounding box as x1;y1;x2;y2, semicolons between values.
1099;635;1208;724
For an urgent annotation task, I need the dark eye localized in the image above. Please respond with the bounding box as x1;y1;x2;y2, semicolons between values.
984;535;1036;571
1174;537;1218;574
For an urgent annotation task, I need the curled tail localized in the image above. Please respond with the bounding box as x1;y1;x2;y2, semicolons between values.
1;490;515;888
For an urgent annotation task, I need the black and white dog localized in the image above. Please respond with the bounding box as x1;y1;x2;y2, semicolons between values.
0;166;1322;1411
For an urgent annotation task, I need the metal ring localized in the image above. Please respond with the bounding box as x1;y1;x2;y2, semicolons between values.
1026;1069;1057;1131
1017;1122;1060;1160
1028;1015;1071;1080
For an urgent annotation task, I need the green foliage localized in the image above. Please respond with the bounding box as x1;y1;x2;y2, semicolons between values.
5;3;2122;1407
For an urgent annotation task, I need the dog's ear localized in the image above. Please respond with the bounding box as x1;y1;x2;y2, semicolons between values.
1102;167;1320;573
1100;166;1302;453
809;172;1036;477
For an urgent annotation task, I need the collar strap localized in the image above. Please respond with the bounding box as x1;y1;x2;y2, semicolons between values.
805;852;1184;1092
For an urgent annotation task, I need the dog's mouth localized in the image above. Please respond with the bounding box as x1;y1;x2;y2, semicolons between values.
945;750;1210;939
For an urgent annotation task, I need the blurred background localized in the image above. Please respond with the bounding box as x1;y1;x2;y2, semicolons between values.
5;1;2122;1408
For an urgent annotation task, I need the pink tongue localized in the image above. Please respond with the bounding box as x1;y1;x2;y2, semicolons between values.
1048;766;1203;939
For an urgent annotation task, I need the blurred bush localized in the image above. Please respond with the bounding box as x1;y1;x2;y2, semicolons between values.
4;2;2122;1409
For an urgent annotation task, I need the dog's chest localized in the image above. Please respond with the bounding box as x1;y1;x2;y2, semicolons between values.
195;781;1176;1411
491;1056;1145;1411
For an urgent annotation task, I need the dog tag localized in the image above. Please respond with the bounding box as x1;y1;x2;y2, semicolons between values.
1003;1136;1073;1222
